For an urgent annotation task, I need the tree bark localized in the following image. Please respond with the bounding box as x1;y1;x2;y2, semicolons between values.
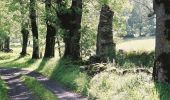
4;37;10;50
56;35;62;58
44;0;56;58
20;26;29;56
57;0;82;60
96;5;116;62
0;40;3;50
20;0;29;56
153;0;170;83
29;0;39;59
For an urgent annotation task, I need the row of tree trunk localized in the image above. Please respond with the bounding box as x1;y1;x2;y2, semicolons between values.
19;0;116;61
17;0;170;83
57;0;83;60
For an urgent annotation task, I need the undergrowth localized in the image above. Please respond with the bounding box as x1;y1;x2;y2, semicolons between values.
41;58;90;95
116;51;154;68
1;48;170;100
0;78;9;100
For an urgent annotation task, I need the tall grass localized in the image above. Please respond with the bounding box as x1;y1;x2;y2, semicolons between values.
0;78;9;100
1;46;170;99
89;72;161;100
116;51;154;68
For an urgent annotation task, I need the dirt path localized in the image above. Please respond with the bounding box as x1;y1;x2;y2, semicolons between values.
0;68;35;100
0;68;87;100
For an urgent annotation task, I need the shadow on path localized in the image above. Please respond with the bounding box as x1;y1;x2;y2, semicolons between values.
0;68;87;100
0;68;35;100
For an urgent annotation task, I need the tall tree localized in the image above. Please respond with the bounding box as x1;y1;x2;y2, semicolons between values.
20;22;29;56
20;0;29;56
4;36;10;51
153;0;170;83
29;0;39;59
96;4;115;62
44;0;56;58
57;0;83;60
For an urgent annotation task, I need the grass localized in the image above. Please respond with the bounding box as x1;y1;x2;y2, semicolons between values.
48;58;90;95
0;48;90;95
0;78;9;100
116;51;154;68
117;36;155;52
35;58;90;95
1;37;170;99
21;76;57;100
89;71;170;100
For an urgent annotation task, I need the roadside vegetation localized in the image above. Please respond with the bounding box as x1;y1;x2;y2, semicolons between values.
0;38;170;99
21;76;57;100
0;78;9;100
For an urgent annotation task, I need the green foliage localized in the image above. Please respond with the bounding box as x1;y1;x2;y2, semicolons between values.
0;28;7;40
21;76;57;100
0;78;9;100
80;26;96;57
49;58;90;95
99;0;109;5
155;82;170;100
116;51;154;68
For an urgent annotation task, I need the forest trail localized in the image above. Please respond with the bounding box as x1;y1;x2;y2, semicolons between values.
0;68;87;100
0;68;35;100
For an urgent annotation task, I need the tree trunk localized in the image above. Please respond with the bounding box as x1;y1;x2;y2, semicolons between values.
96;5;116;62
0;40;3;50
4;37;10;50
20;27;29;56
153;0;170;83
56;35;62;58
20;0;29;56
57;0;82;60
29;0;39;59
44;0;56;58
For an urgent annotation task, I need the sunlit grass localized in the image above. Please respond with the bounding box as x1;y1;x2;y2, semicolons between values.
21;76;57;100
88;72;170;100
1;38;170;99
41;58;90;95
0;47;90;95
117;37;155;52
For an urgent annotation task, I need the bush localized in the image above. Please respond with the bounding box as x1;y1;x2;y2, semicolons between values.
116;51;154;68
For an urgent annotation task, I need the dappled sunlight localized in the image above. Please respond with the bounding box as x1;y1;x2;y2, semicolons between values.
1;0;170;99
36;58;58;75
45;58;90;95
